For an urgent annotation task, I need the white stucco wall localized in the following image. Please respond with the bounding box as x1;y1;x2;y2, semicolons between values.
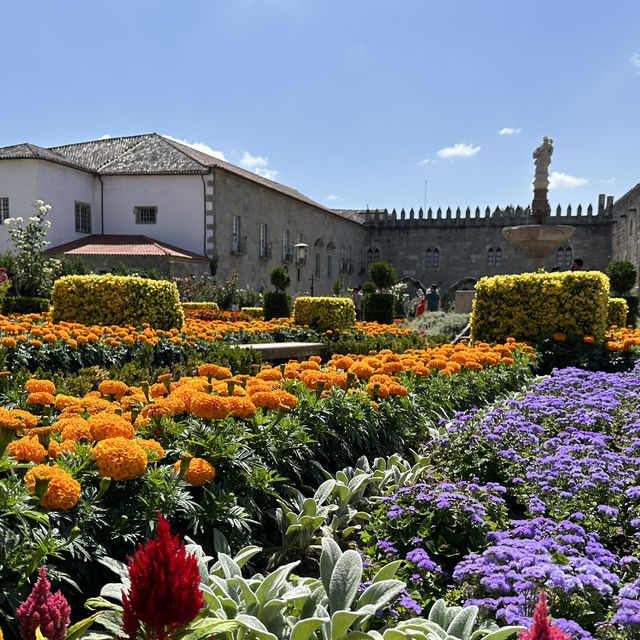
101;175;206;255
0;159;97;253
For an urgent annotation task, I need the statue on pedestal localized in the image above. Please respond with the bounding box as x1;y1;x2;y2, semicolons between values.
533;136;553;182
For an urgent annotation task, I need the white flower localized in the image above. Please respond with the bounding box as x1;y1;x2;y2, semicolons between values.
34;200;44;206
30;216;40;223
3;217;14;225
15;217;23;223
37;207;48;214
44;220;51;228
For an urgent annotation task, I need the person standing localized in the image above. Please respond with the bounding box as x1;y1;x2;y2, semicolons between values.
351;286;363;320
425;285;441;312
415;297;426;317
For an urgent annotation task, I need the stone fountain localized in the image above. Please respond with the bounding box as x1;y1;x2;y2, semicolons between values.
501;137;575;271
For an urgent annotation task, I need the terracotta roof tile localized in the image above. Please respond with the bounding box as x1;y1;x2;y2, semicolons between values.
46;235;210;261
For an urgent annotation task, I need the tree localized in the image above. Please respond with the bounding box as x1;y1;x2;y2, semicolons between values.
606;260;637;296
368;262;396;290
269;266;291;292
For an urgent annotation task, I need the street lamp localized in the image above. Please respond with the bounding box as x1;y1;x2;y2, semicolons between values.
294;242;308;265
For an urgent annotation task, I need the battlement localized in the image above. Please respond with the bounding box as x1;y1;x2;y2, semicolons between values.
364;194;614;228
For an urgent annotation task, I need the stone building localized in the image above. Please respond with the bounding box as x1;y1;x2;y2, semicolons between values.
0;133;639;300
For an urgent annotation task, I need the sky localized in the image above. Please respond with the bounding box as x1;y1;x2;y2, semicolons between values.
2;0;639;212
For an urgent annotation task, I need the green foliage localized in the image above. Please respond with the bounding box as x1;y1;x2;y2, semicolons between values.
263;291;292;320
363;292;394;324
2;296;50;314
623;294;639;326
368;262;396;290
606;260;637;295
4;199;60;297
235;285;263;308
332;280;346;296
270;266;291;292
361;281;376;295
173;271;238;309
51;274;184;330
607;298;629;328
55;255;91;276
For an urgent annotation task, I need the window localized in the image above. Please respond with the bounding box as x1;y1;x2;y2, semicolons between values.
75;202;91;234
135;206;157;224
260;223;270;258
366;247;380;265
425;247;440;269
232;215;244;253
282;229;291;261
315;253;321;277
487;247;502;268
0;197;9;222
327;254;333;279
556;246;573;268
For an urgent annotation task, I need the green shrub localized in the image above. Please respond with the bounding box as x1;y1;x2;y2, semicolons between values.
2;296;50;314
241;307;264;319
606;260;637;296
263;291;291;320
51;275;184;330
470;272;609;343
623;294;639;326
270;266;291;292
363;292;394;324
369;261;396;289
182;301;219;310
408;311;470;340
607;298;629;328
293;296;355;329
361;281;376;294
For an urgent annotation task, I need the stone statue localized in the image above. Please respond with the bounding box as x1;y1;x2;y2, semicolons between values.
533;136;553;180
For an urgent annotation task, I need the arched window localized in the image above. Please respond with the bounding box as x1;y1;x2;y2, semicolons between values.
425;247;440;269
487;247;503;268
556;246;573;268
366;247;380;265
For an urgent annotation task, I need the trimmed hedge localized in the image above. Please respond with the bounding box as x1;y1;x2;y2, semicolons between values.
181;301;219;310
51;275;184;330
623;294;639;326
2;296;50;315
363;292;394;324
263;291;291;320
470;271;610;343
607;298;629;328
241;307;264;319
293;296;356;330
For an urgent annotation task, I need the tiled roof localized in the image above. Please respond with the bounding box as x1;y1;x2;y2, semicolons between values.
45;235;210;261
1;133;366;223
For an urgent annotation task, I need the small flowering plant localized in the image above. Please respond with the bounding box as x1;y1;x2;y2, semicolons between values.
3;200;60;297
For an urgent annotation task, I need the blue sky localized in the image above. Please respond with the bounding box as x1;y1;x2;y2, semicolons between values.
2;0;639;211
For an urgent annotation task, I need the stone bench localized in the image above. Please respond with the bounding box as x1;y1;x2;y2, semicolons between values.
235;342;325;362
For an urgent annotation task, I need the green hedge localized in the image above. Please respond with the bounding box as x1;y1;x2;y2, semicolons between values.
263;291;291;320
51;275;184;330
470;271;610;343
182;301;219;310
293;296;356;329
363;292;394;324
607;298;629;328
2;296;50;315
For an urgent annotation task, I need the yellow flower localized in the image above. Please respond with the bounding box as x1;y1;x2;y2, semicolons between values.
88;412;135;441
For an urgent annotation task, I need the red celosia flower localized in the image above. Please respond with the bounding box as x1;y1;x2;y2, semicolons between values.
518;591;571;640
121;513;204;639
16;566;71;640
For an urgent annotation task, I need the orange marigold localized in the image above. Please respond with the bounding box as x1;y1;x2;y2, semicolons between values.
60;418;93;442
88;412;135;441
93;437;147;480
173;457;216;486
98;380;130;399
7;435;47;463
197;364;232;380
25;379;56;395
1;337;17;347
134;438;165;459
26;392;55;405
24;464;81;509
189;393;231;420
47;439;76;459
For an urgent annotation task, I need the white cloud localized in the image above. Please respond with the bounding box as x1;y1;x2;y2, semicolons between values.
417;158;433;166
499;127;521;135
436;143;480;159
599;177;616;186
163;135;226;160
325;194;339;201
549;171;588;189
631;50;640;73
239;151;278;180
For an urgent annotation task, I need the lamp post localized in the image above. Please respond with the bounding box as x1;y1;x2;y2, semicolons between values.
308;274;316;296
293;242;308;265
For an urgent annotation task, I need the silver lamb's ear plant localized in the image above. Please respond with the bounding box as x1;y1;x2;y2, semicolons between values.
423;599;524;640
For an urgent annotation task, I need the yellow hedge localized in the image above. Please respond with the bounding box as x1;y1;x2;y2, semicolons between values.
470;271;610;343
242;307;264;319
181;302;219;310
52;275;184;330
293;296;355;330
607;297;629;328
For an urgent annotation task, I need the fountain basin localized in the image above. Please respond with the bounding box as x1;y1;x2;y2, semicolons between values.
501;224;575;270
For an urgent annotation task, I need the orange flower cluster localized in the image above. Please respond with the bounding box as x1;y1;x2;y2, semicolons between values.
0;312;410;350
24;464;81;509
173;457;216;486
93;437;148;480
604;326;640;351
